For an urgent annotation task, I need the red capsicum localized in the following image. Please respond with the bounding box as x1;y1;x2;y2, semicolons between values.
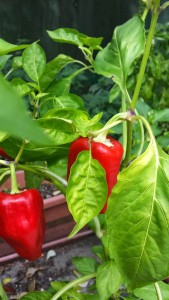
0;189;46;260
0;148;12;160
67;136;123;213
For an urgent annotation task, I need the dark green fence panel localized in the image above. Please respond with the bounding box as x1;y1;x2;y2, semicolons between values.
0;0;139;59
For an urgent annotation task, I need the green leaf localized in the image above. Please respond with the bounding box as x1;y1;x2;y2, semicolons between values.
0;137;68;162
67;151;107;237
72;257;99;275
20;291;51;300
0;38;28;55
0;283;8;300
47;28;103;49
41;93;85;111
94;15;145;92
25;161;46;188
0;131;9;142
109;84;121;103
12;56;22;69
134;281;169;300
51;282;85;300
0;76;51;145
96;260;123;300
157;135;169;150
153;108;169;123
39;54;75;91
22;43;46;83
92;245;106;261
11;78;31;96
39;108;102;142
47;156;68;178
83;294;101;300
106;142;169;289
37;109;79;145
0;55;12;70
46;77;72;96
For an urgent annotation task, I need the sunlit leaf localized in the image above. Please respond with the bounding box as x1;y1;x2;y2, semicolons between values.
67;151;107;237
39;54;75;91
94;15;145;92
134;281;169;300
96;260;123;300
0;38;28;55
22;43;46;83
106;141;169;289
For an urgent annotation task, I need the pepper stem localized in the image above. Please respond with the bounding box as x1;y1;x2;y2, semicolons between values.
10;162;20;194
51;273;96;300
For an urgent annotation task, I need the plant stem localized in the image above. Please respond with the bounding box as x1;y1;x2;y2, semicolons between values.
142;6;149;21
4;68;13;79
93;216;103;239
154;282;162;300
17;164;67;195
121;94;127;159
51;273;96;300
160;1;169;12
131;8;159;110
70;65;93;80
0;169;11;182
9;163;20;194
92;112;127;140
122;121;133;167
14;140;27;164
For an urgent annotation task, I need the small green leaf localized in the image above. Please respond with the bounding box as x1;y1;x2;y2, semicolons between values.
39;54;75;91
134;281;169;300
153;108;169;123
46;93;84;109
12;56;22;69
22;43;46;83
11;78;31;96
96;260;123;300
0;38;28;55
47;28;103;49
47;77;72;96
106;142;169;289
67;151;107;237
0;55;12;70
92;245;105;261
94;15;145;92
72;257;99;275
20;291;51;300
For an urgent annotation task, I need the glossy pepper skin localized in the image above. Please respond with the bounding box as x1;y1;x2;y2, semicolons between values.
0;189;45;260
67;136;123;213
0;148;12;160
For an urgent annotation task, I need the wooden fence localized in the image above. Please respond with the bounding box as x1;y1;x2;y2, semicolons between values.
0;0;139;59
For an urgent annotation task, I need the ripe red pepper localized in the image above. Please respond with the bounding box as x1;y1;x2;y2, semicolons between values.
67;136;123;213
0;189;45;260
0;148;12;160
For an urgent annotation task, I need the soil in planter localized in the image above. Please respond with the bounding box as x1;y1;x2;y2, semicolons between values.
0;182;100;298
0;235;100;298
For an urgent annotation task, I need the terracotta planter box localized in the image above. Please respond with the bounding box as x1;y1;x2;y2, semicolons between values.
0;171;93;264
